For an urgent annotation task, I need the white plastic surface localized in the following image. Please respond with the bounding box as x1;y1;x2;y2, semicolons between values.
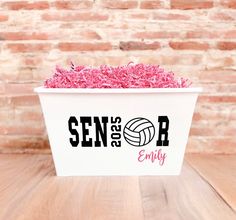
35;87;202;176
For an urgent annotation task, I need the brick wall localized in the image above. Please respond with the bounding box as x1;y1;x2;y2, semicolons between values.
0;0;235;153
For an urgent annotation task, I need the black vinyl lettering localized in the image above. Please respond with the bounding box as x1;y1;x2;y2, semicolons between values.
111;141;121;147
111;133;121;140
68;116;79;147
156;116;169;146
80;117;92;147
94;117;108;147
111;116;121;124
111;124;121;132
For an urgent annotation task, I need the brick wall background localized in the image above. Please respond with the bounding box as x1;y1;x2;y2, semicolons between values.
0;0;235;153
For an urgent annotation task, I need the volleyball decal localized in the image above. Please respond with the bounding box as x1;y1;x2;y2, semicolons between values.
123;117;155;146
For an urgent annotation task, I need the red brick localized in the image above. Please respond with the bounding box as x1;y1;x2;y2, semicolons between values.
5;83;37;95
0;125;45;135
160;54;202;65
128;13;150;20
0;0;235;155
217;42;236;50
153;12;190;20
192;111;236;123
0;109;14;122
101;0;138;9
205;56;234;70
189;125;235;136
119;41;160;50
220;0;236;8
210;12;235;20
0;14;8;22
10;95;40;106
171;0;213;9
7;43;51;53
1;67;35;82
101;56;133;66
187;137;236;154
0;96;11;108
58;42;112;51
42;12;108;21
0;32;50;40
23;57;42;66
2;1;49;10
138;56;162;65
198;70;236;83
192;112;202;121
224;30;236;38
133;31;181;39
52;1;93;10
209;138;236;153
140;1;162;9
198;95;236;103
207;84;236;93
15;110;43;121
0;82;5;94
79;30;101;40
0;136;50;153
186;30;220;39
169;41;209;50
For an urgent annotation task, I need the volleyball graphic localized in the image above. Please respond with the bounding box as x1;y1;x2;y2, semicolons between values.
123;117;155;146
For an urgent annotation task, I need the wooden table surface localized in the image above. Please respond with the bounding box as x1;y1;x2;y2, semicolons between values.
0;154;235;220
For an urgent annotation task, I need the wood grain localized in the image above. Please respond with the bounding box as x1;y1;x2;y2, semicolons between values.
186;154;236;211
0;154;235;220
0;155;143;220
139;162;236;220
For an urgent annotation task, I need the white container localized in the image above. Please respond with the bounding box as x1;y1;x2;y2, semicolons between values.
35;87;202;176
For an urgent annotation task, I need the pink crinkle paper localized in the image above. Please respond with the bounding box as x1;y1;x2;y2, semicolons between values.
44;63;191;88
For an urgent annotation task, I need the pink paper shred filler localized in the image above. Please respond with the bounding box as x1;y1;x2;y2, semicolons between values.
44;63;191;88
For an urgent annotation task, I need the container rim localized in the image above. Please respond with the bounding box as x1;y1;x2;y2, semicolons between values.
34;87;202;94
